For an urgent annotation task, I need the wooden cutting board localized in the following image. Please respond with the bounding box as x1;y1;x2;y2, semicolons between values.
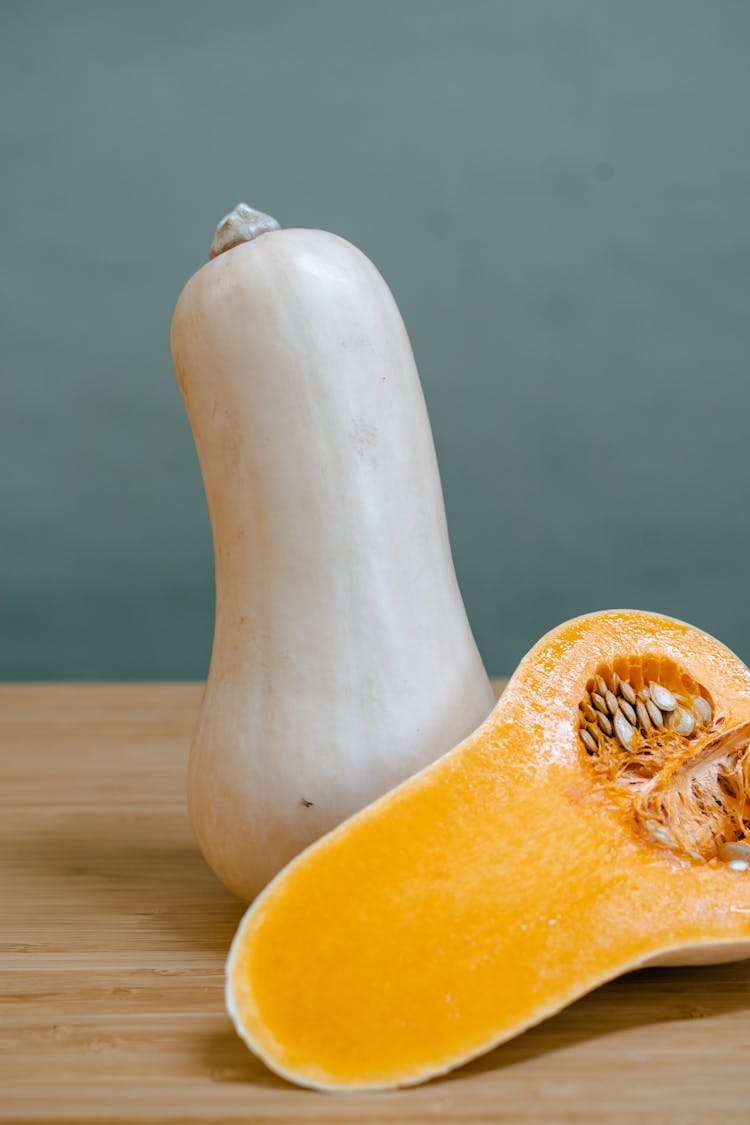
2;682;749;1123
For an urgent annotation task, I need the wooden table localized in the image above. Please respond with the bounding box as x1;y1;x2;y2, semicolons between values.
3;683;750;1123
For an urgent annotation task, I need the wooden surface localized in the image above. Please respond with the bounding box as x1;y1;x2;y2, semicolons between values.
3;682;750;1124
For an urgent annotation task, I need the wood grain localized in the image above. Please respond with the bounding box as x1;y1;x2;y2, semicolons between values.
2;681;750;1123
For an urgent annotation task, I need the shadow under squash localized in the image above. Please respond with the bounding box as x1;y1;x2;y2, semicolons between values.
22;813;246;954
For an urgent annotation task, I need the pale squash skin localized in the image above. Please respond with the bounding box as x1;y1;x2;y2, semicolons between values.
226;610;750;1091
170;221;495;902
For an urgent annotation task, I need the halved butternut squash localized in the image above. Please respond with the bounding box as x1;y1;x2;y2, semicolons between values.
226;609;750;1091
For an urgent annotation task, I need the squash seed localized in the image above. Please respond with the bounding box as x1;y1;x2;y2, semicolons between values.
668;707;695;736
605;691;619;716
581;729;598;753
597;712;613;736
611;672;621;694
717;841;750;863
595;675;608;697
619;699;637;726
692;696;712;724
582;703;597;723
613;711;636;751
649;683;677;712
646;699;664;728
636;700;652;730
592;692;607;714
649;824;679;848
728;859;749;871
620;681;637;706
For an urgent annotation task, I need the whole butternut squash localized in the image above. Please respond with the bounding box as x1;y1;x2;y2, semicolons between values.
227;610;750;1090
170;204;495;902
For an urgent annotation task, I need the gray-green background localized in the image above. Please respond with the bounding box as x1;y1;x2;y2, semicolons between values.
2;0;749;679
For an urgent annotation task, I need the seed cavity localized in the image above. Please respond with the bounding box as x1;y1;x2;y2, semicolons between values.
576;658;750;865
579;666;712;761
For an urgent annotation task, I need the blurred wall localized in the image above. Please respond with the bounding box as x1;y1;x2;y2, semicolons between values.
2;0;749;679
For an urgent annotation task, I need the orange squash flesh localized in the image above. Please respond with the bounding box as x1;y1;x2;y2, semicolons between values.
226;610;750;1091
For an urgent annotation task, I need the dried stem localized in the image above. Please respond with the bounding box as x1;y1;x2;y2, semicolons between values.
209;203;280;260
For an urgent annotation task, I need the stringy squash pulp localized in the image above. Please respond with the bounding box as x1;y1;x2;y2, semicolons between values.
226;610;750;1091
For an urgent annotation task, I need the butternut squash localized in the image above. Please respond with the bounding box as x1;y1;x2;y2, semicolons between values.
226;609;750;1090
170;204;495;902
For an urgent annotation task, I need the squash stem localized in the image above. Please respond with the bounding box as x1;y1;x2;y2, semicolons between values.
209;203;280;259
